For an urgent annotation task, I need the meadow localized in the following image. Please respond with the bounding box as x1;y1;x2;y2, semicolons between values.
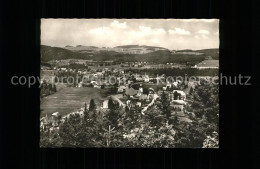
40;87;109;117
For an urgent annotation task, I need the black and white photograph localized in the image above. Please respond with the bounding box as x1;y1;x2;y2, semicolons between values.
1;0;259;168
40;19;219;148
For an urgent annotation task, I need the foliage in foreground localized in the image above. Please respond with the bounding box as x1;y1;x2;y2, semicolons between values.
40;81;219;148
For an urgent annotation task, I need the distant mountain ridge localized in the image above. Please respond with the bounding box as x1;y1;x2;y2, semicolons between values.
41;45;219;63
114;45;167;49
62;44;168;55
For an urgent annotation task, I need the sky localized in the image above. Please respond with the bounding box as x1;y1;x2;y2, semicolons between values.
41;19;219;50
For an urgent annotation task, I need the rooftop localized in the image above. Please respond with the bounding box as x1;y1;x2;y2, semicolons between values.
125;87;138;96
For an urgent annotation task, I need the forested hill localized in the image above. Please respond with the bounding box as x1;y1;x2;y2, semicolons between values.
41;45;218;64
196;49;219;59
41;45;90;62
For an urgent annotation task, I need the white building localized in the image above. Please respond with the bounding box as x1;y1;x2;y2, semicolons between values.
102;100;109;109
143;75;150;82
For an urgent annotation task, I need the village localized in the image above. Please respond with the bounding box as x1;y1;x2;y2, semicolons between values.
40;58;219;148
40;60;212;133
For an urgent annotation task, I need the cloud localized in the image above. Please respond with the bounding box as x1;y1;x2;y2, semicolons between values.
200;19;217;23
41;19;219;50
88;27;113;35
122;39;133;44
201;35;208;39
182;19;218;23
151;38;159;43
168;28;191;35
194;35;200;39
153;28;166;35
138;39;147;44
197;29;210;35
194;34;208;39
110;20;127;29
127;26;166;37
139;26;152;35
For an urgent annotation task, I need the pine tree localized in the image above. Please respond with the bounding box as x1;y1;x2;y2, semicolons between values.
89;99;96;112
84;102;89;121
145;106;166;127
106;110;116;128
160;91;171;119
123;104;142;129
52;84;57;92
189;87;194;95
108;97;115;110
106;101;119;128
125;105;130;112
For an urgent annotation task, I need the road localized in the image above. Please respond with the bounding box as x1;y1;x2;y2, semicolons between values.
111;94;126;108
141;94;159;115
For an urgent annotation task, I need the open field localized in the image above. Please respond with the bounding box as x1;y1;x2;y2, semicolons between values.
196;59;219;67
40;87;110;117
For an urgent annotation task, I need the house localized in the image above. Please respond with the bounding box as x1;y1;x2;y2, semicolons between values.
118;85;127;93
148;88;155;94
172;81;178;88
143;75;150;82
113;68;118;73
147;93;154;101
96;72;103;76
135;77;143;82
102;100;109;109
40;115;49;131
52;112;60;116
76;110;84;118
172;90;186;100
138;94;148;101
171;100;186;111
172;99;186;105
78;82;83;88
127;80;133;84
126;100;131;106
51;112;60;127
136;102;142;107
93;85;101;88
103;68;109;72
41;66;51;70
166;82;172;89
90;81;98;85
136;86;143;97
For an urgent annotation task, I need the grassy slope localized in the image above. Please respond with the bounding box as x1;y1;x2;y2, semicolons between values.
40;87;109;117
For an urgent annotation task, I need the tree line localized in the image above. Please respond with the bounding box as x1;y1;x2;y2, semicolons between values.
125;68;219;77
